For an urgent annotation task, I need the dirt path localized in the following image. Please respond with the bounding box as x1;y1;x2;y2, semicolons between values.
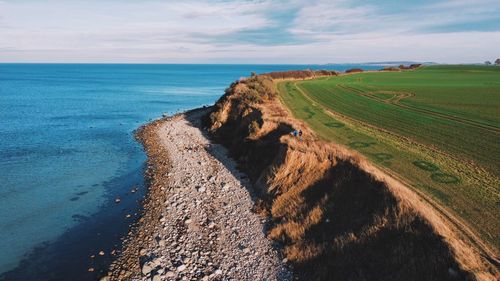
108;109;292;281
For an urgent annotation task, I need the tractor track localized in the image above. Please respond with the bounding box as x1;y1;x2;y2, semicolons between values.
336;84;500;134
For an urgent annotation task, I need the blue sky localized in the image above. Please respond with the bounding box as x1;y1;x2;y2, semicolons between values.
0;0;499;63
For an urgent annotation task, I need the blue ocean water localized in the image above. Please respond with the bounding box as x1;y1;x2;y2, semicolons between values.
0;63;380;280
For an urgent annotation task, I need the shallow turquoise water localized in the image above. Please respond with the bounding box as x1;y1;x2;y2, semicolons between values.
0;63;380;280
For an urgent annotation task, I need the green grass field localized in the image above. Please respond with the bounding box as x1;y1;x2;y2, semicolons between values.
277;65;500;249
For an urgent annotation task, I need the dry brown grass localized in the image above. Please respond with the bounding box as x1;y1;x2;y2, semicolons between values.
204;75;499;281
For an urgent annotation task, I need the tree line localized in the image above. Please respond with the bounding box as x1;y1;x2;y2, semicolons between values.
484;59;500;65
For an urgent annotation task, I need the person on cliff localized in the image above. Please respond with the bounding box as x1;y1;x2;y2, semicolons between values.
299;130;303;140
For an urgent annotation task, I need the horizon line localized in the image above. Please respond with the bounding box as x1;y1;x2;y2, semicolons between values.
0;61;445;65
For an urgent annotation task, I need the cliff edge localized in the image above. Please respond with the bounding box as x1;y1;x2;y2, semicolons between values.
204;72;498;281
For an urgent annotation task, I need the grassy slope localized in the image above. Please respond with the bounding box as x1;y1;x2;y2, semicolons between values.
277;65;500;249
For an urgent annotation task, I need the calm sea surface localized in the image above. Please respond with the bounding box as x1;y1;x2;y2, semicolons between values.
0;64;380;280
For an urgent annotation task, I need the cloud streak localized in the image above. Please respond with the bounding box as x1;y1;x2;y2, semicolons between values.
0;0;499;63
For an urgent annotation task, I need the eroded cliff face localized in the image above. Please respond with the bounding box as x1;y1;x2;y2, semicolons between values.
203;74;491;281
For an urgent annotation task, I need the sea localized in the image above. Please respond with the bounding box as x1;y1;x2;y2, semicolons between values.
0;63;381;281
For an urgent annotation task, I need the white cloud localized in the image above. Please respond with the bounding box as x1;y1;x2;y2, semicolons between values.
0;0;498;63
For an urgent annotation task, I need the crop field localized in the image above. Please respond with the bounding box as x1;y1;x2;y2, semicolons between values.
277;65;500;249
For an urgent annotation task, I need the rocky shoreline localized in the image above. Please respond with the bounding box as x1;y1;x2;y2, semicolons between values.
104;108;292;281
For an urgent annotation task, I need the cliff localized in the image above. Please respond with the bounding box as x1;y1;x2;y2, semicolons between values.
203;73;497;281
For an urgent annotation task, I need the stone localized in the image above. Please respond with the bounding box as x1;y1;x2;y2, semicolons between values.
139;248;148;256
115;198;121;203
98;251;105;256
185;219;192;224
151;274;161;281
142;263;153;275
165;271;175;277
177;264;186;272
151;258;161;267
215;269;223;275
99;277;110;281
158;239;166;247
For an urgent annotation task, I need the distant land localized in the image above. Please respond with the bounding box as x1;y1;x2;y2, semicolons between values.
326;61;438;66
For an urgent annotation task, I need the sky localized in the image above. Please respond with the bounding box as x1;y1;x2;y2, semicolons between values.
0;0;499;64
